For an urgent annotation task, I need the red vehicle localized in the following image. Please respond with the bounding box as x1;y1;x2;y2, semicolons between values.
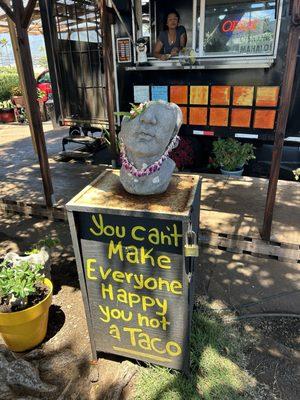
36;70;52;102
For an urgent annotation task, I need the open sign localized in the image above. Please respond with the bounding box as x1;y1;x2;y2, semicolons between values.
221;19;258;33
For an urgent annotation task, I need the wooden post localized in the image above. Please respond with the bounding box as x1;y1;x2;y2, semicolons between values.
261;0;300;241
0;0;54;207
7;14;37;152
98;0;118;166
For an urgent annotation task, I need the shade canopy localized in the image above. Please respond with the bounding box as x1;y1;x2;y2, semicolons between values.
0;1;42;34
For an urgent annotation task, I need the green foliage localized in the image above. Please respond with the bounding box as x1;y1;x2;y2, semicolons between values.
211;138;256;171
38;55;48;69
37;88;46;99
0;70;19;102
37;236;60;249
25;236;60;255
11;86;22;96
0;66;18;74
0;100;14;110
293;168;300;181
0;260;44;302
114;102;149;120
134;304;259;400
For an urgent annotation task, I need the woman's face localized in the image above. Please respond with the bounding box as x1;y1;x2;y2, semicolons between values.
166;13;179;29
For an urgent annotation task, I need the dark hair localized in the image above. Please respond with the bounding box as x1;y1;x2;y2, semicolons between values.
163;9;180;30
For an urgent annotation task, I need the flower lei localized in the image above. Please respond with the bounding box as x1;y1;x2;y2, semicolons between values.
120;135;180;178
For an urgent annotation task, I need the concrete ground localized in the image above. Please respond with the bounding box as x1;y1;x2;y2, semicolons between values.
0;122;299;313
0;122;103;205
0;122;299;244
0;213;299;399
0;121;299;398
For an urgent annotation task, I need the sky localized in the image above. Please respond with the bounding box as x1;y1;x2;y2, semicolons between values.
0;33;46;67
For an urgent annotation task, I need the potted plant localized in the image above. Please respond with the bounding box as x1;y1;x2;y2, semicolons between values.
0;100;15;123
0;258;53;352
11;85;26;108
210;138;256;176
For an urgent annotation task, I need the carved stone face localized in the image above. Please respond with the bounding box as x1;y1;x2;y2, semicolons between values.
119;102;182;158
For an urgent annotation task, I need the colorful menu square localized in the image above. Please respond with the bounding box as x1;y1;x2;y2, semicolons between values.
253;109;276;129
170;86;188;104
256;87;279;107
210;86;231;105
189;107;208;125
151;86;168;102
134;86;150;103
209;108;229;126
231;108;252;128
233;86;254;106
190;86;209;105
180;107;187;124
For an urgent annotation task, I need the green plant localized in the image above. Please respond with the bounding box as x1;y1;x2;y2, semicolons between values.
0;66;18;74
38;46;48;69
0;260;44;311
211;138;255;171
11;86;22;96
134;302;260;400
0;100;14;110
0;72;19;101
115;102;149;119
26;236;60;255
293;168;300;181
37;88;46;99
37;236;60;249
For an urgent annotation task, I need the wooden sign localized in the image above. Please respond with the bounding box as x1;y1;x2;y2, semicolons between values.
67;170;201;372
76;212;189;370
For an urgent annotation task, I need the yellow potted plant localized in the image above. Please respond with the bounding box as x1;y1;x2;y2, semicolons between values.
0;259;52;352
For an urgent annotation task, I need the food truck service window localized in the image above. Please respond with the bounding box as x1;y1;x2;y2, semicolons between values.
132;0;282;67
201;0;279;57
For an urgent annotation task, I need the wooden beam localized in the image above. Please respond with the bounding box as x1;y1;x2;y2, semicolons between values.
0;0;15;22
11;0;54;207
22;0;37;29
261;0;300;240
7;10;37;152
98;0;118;165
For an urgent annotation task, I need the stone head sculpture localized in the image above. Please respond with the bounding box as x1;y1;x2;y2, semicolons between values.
119;101;182;195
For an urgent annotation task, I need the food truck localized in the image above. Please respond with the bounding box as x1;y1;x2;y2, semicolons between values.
40;0;300;167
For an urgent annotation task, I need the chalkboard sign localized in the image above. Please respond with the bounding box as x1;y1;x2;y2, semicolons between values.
76;212;189;370
67;170;200;372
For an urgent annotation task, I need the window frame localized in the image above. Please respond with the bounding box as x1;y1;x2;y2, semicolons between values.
199;0;283;59
131;0;283;67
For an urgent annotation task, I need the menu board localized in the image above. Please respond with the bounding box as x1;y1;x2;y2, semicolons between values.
151;86;168;102
134;85;150;103
76;211;190;370
117;38;132;63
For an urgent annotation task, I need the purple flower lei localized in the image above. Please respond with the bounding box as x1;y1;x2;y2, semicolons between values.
120;135;180;178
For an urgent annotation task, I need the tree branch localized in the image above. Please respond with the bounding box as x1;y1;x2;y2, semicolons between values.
22;0;37;29
0;0;15;23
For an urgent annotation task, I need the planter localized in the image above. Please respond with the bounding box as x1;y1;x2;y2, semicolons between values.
38;99;47;122
0;278;52;352
220;167;244;176
0;109;15;123
12;95;26;108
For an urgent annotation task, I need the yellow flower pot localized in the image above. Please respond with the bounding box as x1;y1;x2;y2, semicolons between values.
0;278;52;352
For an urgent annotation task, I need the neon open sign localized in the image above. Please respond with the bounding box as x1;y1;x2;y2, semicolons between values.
221;19;258;33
